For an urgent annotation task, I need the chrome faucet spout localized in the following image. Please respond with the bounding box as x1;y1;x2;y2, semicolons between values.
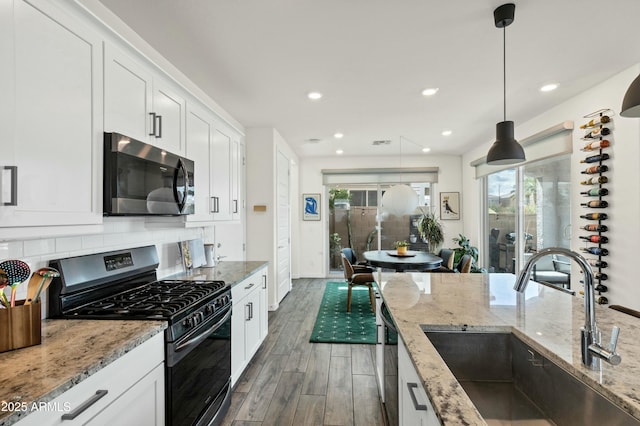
514;247;621;369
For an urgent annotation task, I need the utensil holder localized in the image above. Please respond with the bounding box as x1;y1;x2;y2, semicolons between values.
0;301;41;352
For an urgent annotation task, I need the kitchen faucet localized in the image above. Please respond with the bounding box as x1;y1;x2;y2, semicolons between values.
514;247;621;369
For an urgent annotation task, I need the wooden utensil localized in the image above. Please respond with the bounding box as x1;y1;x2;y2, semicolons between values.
25;267;59;305
0;260;30;307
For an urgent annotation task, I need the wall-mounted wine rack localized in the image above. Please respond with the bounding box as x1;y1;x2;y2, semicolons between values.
579;108;612;305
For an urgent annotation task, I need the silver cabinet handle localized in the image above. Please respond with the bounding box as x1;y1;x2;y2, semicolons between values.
156;114;162;138
233;199;238;213
249;302;254;320
149;112;157;136
3;166;17;206
245;303;250;321
407;383;428;411
244;282;255;290
262;275;267;289
376;324;382;345
61;390;108;420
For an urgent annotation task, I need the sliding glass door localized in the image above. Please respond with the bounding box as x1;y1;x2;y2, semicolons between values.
486;155;571;274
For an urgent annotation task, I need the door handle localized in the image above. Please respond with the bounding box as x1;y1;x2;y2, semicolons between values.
156;114;162;138
149;112;157;136
233;199;238;213
407;383;428;411
2;166;18;206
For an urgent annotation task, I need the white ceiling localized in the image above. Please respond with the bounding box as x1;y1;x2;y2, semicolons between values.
97;0;640;158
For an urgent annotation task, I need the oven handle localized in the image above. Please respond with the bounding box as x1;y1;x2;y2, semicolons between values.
175;308;231;353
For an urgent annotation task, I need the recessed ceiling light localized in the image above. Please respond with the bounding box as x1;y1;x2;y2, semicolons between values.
336;149;344;155
307;91;323;100
442;130;452;136
334;133;344;139
422;147;431;153
540;83;558;92
421;88;439;97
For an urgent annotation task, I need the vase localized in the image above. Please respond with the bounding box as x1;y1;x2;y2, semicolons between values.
397;246;407;255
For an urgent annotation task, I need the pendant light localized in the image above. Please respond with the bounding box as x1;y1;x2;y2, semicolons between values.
620;73;640;117
486;3;526;165
381;136;419;216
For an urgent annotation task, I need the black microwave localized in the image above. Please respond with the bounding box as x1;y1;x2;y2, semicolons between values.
104;132;194;216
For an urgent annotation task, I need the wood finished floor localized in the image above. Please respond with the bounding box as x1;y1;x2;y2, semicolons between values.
221;277;386;426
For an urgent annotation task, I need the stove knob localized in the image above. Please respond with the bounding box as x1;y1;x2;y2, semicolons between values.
205;304;214;314
183;317;193;328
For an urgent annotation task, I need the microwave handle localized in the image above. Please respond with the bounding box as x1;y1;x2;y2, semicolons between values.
173;159;188;213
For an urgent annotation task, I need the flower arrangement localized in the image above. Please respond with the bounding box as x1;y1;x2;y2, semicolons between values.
395;240;409;255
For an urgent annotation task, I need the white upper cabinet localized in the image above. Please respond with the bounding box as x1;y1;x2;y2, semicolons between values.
104;43;186;156
0;0;103;231
186;104;214;223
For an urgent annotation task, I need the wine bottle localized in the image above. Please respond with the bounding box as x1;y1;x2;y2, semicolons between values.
580;116;610;128
596;295;608;305
580;176;608;185
579;235;608;243
581;247;609;256
595;284;608;293
583;127;610;139
580;224;608;232
582;140;611;151
581;165;608;174
580;153;610;164
587;259;608;268
594;272;608;281
580;212;608;220
580;188;608;196
580;200;608;208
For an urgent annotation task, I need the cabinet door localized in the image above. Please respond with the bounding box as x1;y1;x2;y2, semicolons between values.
231;294;247;386
398;337;440;426
1;0;102;228
244;285;262;359
152;79;186;155
104;43;153;142
87;363;164;426
211;129;232;221
259;270;268;340
185;105;214;223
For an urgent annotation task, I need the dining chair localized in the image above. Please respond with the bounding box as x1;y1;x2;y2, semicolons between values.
429;248;456;273
341;248;374;273
341;254;376;313
455;254;472;273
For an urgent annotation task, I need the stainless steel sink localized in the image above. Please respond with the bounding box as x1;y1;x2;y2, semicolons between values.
424;330;639;426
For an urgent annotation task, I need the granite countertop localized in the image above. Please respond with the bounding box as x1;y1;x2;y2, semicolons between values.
171;260;268;286
0;319;166;426
380;272;640;425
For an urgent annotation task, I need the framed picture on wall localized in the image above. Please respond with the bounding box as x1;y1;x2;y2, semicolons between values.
440;192;460;220
303;193;321;221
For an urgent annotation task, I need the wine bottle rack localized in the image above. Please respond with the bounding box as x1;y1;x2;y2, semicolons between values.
579;108;613;304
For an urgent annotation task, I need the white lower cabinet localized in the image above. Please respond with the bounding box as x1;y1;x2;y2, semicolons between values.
231;266;268;386
17;333;165;426
398;336;441;426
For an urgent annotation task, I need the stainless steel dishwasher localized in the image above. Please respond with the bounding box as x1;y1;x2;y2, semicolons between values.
380;301;398;426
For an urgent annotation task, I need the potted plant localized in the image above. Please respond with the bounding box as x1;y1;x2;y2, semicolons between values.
395;240;409;255
417;209;444;253
452;234;485;273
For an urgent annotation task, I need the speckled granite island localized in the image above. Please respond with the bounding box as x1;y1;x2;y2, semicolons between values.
0;319;166;426
380;272;640;425
178;261;268;286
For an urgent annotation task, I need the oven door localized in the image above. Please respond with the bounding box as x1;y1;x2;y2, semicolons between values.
166;307;231;426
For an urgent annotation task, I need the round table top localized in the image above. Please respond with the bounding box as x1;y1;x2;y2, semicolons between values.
363;250;443;272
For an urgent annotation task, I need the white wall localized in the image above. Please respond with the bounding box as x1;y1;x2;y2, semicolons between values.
462;64;640;310
298;154;464;277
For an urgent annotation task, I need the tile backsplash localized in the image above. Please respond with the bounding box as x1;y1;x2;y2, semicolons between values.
1;217;211;305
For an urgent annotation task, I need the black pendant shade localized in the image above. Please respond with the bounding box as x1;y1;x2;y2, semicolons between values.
487;121;525;165
621;73;640;117
487;3;526;165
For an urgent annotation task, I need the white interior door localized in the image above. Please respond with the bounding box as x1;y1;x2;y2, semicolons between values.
276;150;291;304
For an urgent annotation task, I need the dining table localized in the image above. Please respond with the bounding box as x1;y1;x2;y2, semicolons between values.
363;250;443;272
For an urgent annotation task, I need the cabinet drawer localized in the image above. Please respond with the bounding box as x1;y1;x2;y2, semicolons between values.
17;333;164;426
231;274;262;301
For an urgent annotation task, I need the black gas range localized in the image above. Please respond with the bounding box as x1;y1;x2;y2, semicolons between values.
48;245;232;426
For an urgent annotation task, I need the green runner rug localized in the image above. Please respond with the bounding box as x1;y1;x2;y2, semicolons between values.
309;281;377;344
